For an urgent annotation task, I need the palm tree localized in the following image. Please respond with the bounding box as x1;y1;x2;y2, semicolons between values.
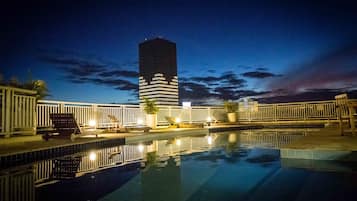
32;80;49;100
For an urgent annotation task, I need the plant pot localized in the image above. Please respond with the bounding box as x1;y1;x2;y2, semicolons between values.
227;112;237;123
146;114;157;129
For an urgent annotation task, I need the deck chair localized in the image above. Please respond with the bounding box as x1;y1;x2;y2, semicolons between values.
335;94;356;135
107;115;120;130
108;115;150;132
48;113;98;140
165;116;178;127
48;113;82;139
165;116;204;128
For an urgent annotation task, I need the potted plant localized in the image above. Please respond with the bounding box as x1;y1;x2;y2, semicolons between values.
224;101;238;122
143;97;159;128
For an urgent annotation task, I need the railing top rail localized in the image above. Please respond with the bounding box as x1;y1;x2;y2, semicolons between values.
0;85;37;95
258;99;336;106
38;98;356;109
38;100;225;109
38;100;140;107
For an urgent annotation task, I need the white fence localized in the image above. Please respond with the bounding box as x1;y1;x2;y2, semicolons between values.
0;86;37;137
37;100;224;128
238;100;338;122
36;99;341;129
0;88;350;137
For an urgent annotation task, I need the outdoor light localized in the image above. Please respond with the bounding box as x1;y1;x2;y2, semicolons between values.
206;116;212;126
182;101;191;109
138;144;144;152
89;151;97;161
175;117;181;123
137;118;143;125
176;139;181;146
88;119;97;127
207;136;213;145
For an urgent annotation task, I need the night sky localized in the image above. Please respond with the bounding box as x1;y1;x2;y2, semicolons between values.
1;0;357;105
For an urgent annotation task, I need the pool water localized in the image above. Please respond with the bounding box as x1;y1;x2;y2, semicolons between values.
2;130;357;201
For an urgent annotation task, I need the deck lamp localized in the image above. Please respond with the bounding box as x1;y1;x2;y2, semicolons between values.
175;117;181;124
206;117;212;126
176;139;182;146
137;118;144;125
182;102;191;109
138;144;144;152
88;119;97;128
89;151;97;161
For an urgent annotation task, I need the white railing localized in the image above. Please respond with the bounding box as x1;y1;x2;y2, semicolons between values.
238;100;338;122
0;86;37;137
37;100;222;128
36;99;340;128
0;93;348;136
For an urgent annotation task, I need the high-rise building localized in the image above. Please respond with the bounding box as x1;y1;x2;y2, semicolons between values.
139;38;179;105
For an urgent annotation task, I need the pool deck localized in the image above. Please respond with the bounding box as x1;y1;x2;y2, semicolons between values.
0;124;260;156
1;124;357;166
281;127;357;161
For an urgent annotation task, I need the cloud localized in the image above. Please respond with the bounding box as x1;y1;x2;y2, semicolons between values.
241;71;281;79
179;71;271;104
220;71;246;87
268;43;357;93
256;67;268;71
38;50;138;94
98;70;138;78
191;76;222;83
179;81;217;100
258;88;357;103
190;71;246;88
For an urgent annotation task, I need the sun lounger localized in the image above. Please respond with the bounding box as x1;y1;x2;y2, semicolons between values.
108;115;150;132
124;125;151;132
47;113;97;140
165;116;204;128
335;94;356;136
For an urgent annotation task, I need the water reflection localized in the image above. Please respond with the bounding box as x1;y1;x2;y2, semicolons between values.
0;129;315;201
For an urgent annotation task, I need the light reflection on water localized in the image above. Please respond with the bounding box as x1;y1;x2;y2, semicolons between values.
1;129;356;201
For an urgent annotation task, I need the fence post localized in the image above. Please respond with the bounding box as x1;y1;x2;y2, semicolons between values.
4;88;13;137
121;105;126;126
59;103;65;113
189;107;192;123
92;104;98;126
168;106;172;117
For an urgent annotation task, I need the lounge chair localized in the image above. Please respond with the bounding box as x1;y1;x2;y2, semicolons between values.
107;114;120;130
47;113;96;140
165;116;179;127
165;116;204;128
335;94;356;136
108;115;151;133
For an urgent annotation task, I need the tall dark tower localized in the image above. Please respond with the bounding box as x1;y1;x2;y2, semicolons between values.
139;38;179;105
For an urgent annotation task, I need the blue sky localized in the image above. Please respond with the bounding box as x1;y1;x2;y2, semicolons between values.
1;0;357;104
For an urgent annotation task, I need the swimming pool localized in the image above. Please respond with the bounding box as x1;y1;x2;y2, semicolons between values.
2;129;357;201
